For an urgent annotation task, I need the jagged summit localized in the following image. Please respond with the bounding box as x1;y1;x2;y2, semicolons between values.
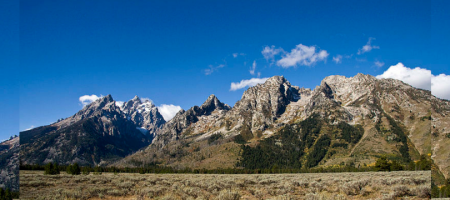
265;75;287;85
200;94;231;115
120;95;165;133
104;94;114;101
22;73;445;178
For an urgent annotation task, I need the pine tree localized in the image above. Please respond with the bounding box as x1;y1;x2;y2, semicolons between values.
67;163;81;175
375;156;391;171
4;188;11;200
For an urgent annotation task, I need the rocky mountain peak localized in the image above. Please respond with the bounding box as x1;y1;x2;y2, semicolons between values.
265;75;287;85
122;96;143;112
120;96;164;134
103;94;114;102
65;94;118;122
319;82;334;99
200;94;231;115
236;75;298;115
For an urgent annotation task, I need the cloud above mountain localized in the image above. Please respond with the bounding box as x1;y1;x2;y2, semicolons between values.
333;55;343;64
157;104;182;121
376;63;431;90
376;62;450;100
432;74;450;100
249;60;257;75
276;44;329;68
261;45;284;64
230;77;269;91
79;94;102;107
357;37;379;55
204;64;225;75
374;61;385;68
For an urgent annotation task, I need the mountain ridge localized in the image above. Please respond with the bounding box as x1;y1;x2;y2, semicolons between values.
20;73;448;182
112;74;439;176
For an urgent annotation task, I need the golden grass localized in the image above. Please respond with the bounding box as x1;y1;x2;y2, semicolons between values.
20;170;431;200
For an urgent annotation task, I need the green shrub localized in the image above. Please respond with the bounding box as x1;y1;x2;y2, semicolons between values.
208;132;223;144
82;167;90;175
67;163;81;175
233;134;247;144
390;160;404;171
375;156;391;171
44;162;60;175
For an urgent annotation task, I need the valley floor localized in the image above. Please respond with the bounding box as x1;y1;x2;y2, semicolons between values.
20;170;431;200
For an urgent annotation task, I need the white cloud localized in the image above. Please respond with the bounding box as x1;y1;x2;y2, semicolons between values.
204;64;225;75
374;61;385;68
157;104;182;121
355;58;367;62
262;45;283;63
232;53;245;58
376;62;431;90
357;37;379;55
79;94;102;107
432;74;450;100
257;72;261;78
376;62;450;100
115;101;124;107
141;97;153;103
333;55;343;64
230;77;269;91
24;125;35;131
249;60;256;75
276;44;329;68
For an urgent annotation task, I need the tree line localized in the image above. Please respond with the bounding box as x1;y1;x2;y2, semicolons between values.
21;154;430;176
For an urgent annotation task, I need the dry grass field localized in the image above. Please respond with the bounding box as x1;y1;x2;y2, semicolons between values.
20;170;431;200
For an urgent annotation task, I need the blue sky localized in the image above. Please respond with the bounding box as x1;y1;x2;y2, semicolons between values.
1;0;449;140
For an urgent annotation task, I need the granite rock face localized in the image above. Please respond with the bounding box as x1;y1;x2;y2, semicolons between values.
118;73;436;173
431;96;450;178
21;74;445;178
120;96;166;136
20;95;153;166
0;136;19;191
152;95;231;148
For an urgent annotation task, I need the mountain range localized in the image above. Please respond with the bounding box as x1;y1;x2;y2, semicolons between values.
19;74;450;185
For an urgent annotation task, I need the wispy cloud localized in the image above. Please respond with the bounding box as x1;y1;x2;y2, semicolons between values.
232;53;246;58
24;125;35;131
261;45;283;64
333;55;343;64
249;60;256;75
79;94;102;107
141;97;153;103
376;62;431;90
357;37;379;55
276;44;328;68
204;64;225;75
230;77;269;91
374;60;385;68
157;104;182;121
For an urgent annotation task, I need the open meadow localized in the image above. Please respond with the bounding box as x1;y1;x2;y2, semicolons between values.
20;170;431;200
